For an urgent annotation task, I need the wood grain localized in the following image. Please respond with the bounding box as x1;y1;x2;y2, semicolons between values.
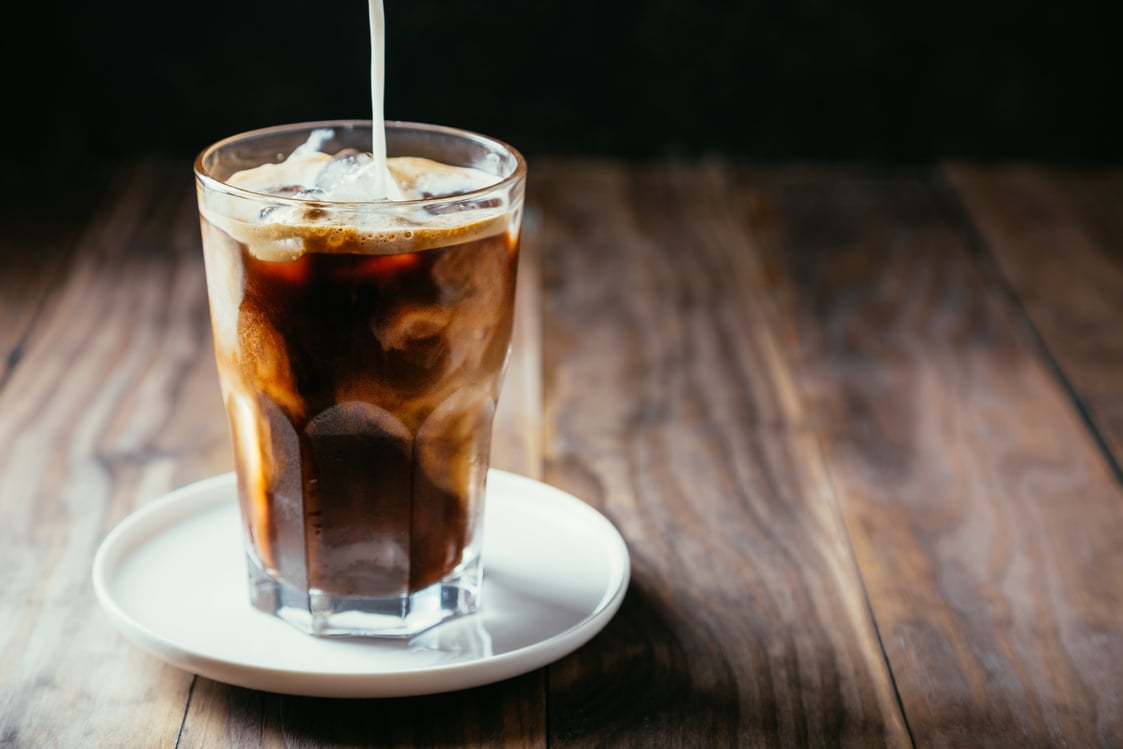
0;159;230;748
0;162;115;387
739;166;1123;747
535;159;910;747
945;164;1123;468
180;672;545;748
4;157;1123;748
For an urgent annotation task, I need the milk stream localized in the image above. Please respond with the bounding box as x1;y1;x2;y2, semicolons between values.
208;0;501;240
369;0;389;198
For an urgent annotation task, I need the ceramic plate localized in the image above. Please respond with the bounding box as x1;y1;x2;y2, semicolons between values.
92;469;629;698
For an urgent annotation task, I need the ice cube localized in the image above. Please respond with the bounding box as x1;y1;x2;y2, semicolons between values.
415;387;494;495
304;401;413;595
293;187;326;200
372;305;451;369
260;184;310;197
314;151;405;202
257;185;324;221
316;152;374;191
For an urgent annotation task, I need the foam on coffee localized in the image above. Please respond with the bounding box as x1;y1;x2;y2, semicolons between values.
201;129;509;263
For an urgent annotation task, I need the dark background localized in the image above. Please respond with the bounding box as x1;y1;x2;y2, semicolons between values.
7;0;1121;162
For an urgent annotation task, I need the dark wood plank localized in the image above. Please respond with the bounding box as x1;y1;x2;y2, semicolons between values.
739;166;1123;747
0;161;116;388
0;159;227;747
181;673;545;748
945;164;1123;470
12;156;1121;748
536;160;911;748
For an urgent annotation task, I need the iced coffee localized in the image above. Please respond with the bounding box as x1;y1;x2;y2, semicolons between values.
194;121;525;637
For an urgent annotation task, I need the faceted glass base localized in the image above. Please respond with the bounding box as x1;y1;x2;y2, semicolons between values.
245;554;483;638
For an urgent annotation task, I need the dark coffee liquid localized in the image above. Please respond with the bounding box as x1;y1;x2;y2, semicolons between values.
215;228;518;597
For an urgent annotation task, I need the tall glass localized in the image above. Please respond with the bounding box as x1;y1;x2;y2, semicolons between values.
194;121;526;637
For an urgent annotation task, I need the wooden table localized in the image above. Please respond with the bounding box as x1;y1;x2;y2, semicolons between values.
2;157;1121;748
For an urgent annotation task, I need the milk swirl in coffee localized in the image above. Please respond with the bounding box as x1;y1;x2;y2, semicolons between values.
195;0;523;635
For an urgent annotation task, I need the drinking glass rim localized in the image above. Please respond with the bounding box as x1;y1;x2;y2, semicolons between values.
194;119;527;209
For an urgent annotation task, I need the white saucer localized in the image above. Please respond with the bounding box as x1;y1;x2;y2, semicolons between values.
92;469;630;698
